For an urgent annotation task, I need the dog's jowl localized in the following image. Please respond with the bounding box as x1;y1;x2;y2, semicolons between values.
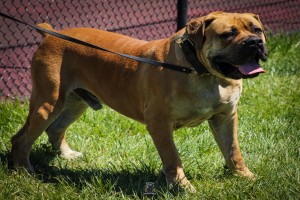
11;12;268;192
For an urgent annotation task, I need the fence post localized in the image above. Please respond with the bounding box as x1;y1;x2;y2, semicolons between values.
177;0;188;31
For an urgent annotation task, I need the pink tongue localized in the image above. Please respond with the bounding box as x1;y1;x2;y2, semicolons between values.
238;62;266;75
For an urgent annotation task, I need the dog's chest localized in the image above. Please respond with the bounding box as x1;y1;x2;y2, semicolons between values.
171;80;242;128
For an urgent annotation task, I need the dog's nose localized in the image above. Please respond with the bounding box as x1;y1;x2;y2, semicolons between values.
243;38;263;47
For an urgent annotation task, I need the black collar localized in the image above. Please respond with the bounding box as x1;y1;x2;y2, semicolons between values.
174;36;210;76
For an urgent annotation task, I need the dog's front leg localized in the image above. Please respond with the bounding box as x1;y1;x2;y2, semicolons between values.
208;111;254;178
146;117;196;192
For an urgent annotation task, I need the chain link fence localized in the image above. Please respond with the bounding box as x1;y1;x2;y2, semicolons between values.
1;0;299;101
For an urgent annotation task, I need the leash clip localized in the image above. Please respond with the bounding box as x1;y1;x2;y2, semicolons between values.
174;36;194;48
189;69;198;76
174;37;184;48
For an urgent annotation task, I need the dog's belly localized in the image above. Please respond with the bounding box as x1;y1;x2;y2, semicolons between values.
172;103;215;129
174;111;213;129
76;64;157;124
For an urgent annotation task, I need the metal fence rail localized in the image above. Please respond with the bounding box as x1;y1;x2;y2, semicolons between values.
0;0;299;101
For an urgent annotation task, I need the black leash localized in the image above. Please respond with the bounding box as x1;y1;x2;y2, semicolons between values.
0;12;209;76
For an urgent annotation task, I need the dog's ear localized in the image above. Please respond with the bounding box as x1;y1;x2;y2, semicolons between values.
186;16;216;50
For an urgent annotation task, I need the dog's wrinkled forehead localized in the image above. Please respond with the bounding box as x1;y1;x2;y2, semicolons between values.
207;13;264;35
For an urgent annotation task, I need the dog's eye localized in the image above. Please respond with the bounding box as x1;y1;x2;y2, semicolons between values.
220;31;236;39
254;28;263;35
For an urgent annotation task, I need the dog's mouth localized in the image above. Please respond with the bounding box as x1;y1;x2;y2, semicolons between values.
212;54;266;79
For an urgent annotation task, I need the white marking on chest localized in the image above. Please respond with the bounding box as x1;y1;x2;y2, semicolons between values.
171;80;242;128
218;84;242;106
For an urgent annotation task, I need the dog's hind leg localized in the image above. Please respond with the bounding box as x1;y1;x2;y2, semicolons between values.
46;91;88;159
11;57;70;172
11;94;65;172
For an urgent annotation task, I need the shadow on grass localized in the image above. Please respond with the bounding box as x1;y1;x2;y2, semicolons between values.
0;145;187;197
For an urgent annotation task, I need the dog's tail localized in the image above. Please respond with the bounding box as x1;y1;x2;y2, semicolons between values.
36;23;56;37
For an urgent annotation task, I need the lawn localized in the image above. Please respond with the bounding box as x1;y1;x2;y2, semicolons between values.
0;33;299;199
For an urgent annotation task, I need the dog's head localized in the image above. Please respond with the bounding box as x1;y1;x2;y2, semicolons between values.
186;11;268;79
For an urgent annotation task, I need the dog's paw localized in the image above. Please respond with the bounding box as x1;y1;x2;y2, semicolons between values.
168;179;197;193
60;149;83;160
181;180;197;193
166;175;197;193
235;167;256;180
13;164;35;174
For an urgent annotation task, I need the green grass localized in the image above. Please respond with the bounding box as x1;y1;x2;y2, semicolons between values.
1;33;300;199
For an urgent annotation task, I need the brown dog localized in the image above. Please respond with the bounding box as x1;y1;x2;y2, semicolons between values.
11;11;268;191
